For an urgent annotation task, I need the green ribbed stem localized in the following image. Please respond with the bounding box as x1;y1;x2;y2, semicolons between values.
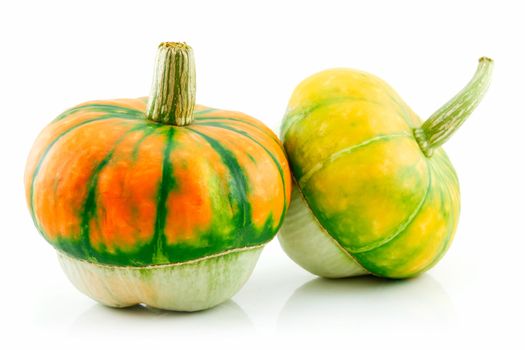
146;42;196;126
415;57;493;157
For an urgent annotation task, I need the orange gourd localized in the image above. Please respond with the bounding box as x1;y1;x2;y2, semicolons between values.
25;42;291;311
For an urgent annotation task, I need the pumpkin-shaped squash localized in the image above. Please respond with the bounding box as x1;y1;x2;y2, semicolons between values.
25;42;291;311
279;58;492;279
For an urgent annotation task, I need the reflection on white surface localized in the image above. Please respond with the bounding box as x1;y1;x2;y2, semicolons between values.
69;299;254;336
278;274;456;334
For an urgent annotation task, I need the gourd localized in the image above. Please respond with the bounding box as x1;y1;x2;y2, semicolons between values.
279;58;493;279
25;42;291;311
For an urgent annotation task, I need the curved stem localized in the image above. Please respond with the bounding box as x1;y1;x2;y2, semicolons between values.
146;42;196;126
414;57;493;157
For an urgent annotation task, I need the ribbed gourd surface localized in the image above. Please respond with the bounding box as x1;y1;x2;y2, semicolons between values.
25;98;291;266
281;68;460;278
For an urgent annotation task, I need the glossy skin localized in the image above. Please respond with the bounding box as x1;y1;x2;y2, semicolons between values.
25;98;291;266
281;69;460;278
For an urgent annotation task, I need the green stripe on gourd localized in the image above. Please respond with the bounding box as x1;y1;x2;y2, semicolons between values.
187;128;253;234
54;104;144;122
151;127;176;264
196;115;283;148
191;121;288;227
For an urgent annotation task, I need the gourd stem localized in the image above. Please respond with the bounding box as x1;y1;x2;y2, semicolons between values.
146;42;196;126
414;57;493;157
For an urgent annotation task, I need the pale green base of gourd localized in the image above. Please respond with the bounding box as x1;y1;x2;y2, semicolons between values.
278;185;369;278
58;246;263;312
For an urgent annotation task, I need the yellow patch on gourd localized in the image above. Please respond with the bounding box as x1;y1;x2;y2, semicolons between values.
303;137;428;252
286;100;413;180
354;157;460;278
288;69;394;110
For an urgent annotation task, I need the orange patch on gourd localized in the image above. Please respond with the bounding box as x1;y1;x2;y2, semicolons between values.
33;120;136;241
89;130;165;252
76;98;147;112
194;104;212;112
25;111;107;206
163;131;218;244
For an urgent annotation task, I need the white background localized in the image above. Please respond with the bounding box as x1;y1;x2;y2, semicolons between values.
1;0;523;348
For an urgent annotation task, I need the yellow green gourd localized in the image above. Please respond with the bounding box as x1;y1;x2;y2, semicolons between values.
279;58;493;279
